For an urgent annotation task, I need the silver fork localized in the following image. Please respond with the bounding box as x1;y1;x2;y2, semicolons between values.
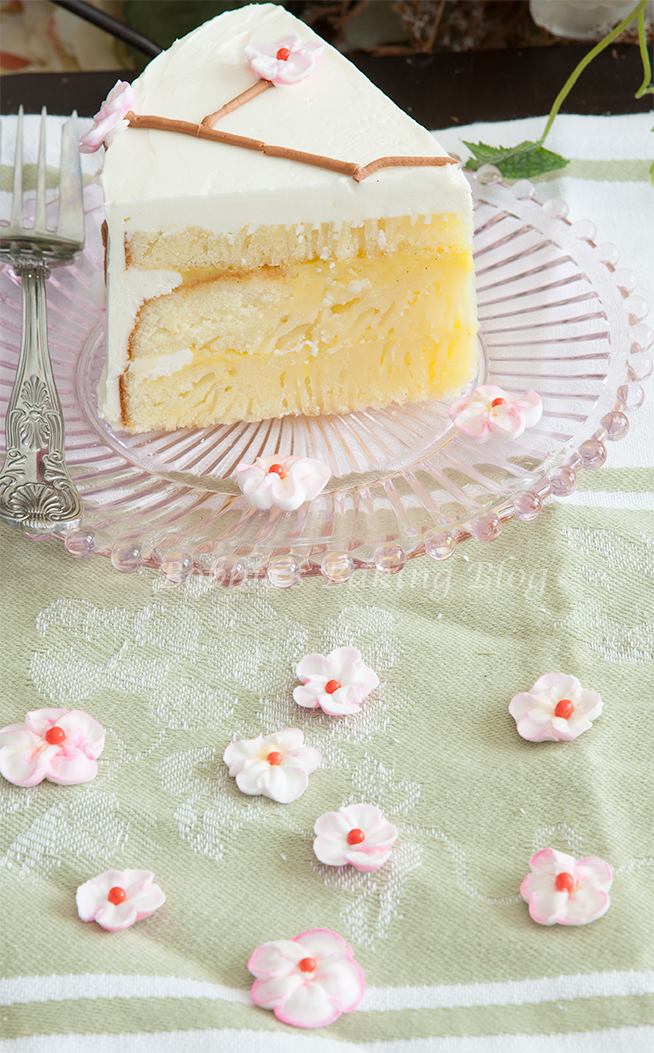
0;106;84;531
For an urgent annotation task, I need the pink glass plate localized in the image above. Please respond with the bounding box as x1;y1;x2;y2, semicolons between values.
0;171;650;585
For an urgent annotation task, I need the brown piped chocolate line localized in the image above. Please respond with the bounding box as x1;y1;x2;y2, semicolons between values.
201;79;273;129
125;111;456;181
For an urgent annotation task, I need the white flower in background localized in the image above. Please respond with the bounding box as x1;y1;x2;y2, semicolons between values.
529;1;649;41
293;647;379;716
235;454;331;511
248;928;365;1028
76;868;166;931
314;804;398;872
79;80;135;153
0;707;105;787
448;385;542;442
509;672;602;742
520;848;612;925
245;34;324;86
223;728;321;803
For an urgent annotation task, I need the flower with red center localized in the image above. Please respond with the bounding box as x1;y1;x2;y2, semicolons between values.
313;803;398;872
235;454;331;511
448;384;542;442
509;672;602;742
520;848;612;926
248;928;365;1028
0;707;105;787
223;728;321;804
76;869;166;932
244;33;324;87
79;80;136;153
293;647;379;716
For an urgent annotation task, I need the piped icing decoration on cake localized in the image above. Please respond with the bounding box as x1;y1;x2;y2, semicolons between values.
509;672;602;742
245;33;324;86
293;647;379;716
0;707;105;787
223;728;321;803
79;80;136;153
248;928;365;1028
235;454;331;511
314;804;398;872
520;848;612;926
76;869;166;931
448;385;542;442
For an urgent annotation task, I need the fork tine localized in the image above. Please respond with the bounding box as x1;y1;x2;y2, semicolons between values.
33;106;48;234
9;105;23;230
56;111;84;245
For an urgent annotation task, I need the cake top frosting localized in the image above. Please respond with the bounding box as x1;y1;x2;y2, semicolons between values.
101;3;471;230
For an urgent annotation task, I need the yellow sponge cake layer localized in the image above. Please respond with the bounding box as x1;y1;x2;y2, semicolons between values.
119;215;477;432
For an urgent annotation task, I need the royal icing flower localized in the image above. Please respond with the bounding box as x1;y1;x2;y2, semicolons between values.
248;928;365;1028
76;869;166;932
79;80;135;153
223;728;321;803
235;454;331;511
448;384;542;441
509;672;602;742
0;707;105;787
293;647;379;716
521;848;612;926
244;34;324;87
314;804;398;872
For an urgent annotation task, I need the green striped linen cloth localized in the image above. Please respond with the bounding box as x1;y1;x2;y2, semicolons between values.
0;113;652;1052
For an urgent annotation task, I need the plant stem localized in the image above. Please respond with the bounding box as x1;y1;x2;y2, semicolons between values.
636;8;654;96
539;0;649;145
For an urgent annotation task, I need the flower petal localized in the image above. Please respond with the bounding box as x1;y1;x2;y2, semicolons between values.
296;654;334;680
576;857;613;891
251;972;304;1008
46;749;98;785
274;979;341;1028
93;901;139;931
0;741;54;786
248;939;304;978
313;834;349;867
315;955;366;1012
562;886;610;925
292;684;324;709
294;929;352;959
528;889;569;925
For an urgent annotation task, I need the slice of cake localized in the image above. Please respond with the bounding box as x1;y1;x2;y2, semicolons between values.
98;3;478;434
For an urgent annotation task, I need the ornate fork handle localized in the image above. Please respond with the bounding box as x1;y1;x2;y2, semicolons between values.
0;257;82;531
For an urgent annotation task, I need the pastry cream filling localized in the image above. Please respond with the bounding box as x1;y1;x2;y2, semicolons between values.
120;214;477;432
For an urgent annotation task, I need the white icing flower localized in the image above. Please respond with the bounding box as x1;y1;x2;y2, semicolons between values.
79;80;135;153
520;848;612;926
509;672;602;742
76;869;166;931
223;728;321;803
245;34;324;86
0;707;105;787
293;647;379;716
448;384;542;441
314;804;398;872
235;454;331;511
248;928;365;1028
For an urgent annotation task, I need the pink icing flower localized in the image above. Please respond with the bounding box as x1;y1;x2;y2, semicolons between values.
244;34;324;87
293;647;379;716
0;707;105;787
76;869;166;932
314;804;398;872
248;928;365;1028
509;672;602;742
223;728;321;803
235;454;331;511
448;384;542;441
521;848;612;926
79;80;135;153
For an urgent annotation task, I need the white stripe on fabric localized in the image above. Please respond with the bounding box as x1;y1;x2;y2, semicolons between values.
1;970;652;1011
560;490;654;510
1;1026;653;1053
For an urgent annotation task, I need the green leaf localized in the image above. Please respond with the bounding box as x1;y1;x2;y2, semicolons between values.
462;140;570;179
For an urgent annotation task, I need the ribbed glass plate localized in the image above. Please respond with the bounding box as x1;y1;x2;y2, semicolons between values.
0;171;650;585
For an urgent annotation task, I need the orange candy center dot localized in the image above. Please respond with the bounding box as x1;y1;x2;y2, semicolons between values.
107;886;126;905
45;726;66;745
267;751;283;766
276;47;291;61
268;464;285;477
555;872;575;893
554;698;574;719
325;680;341;694
491;398;506;408
347;828;365;845
299;957;316;973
